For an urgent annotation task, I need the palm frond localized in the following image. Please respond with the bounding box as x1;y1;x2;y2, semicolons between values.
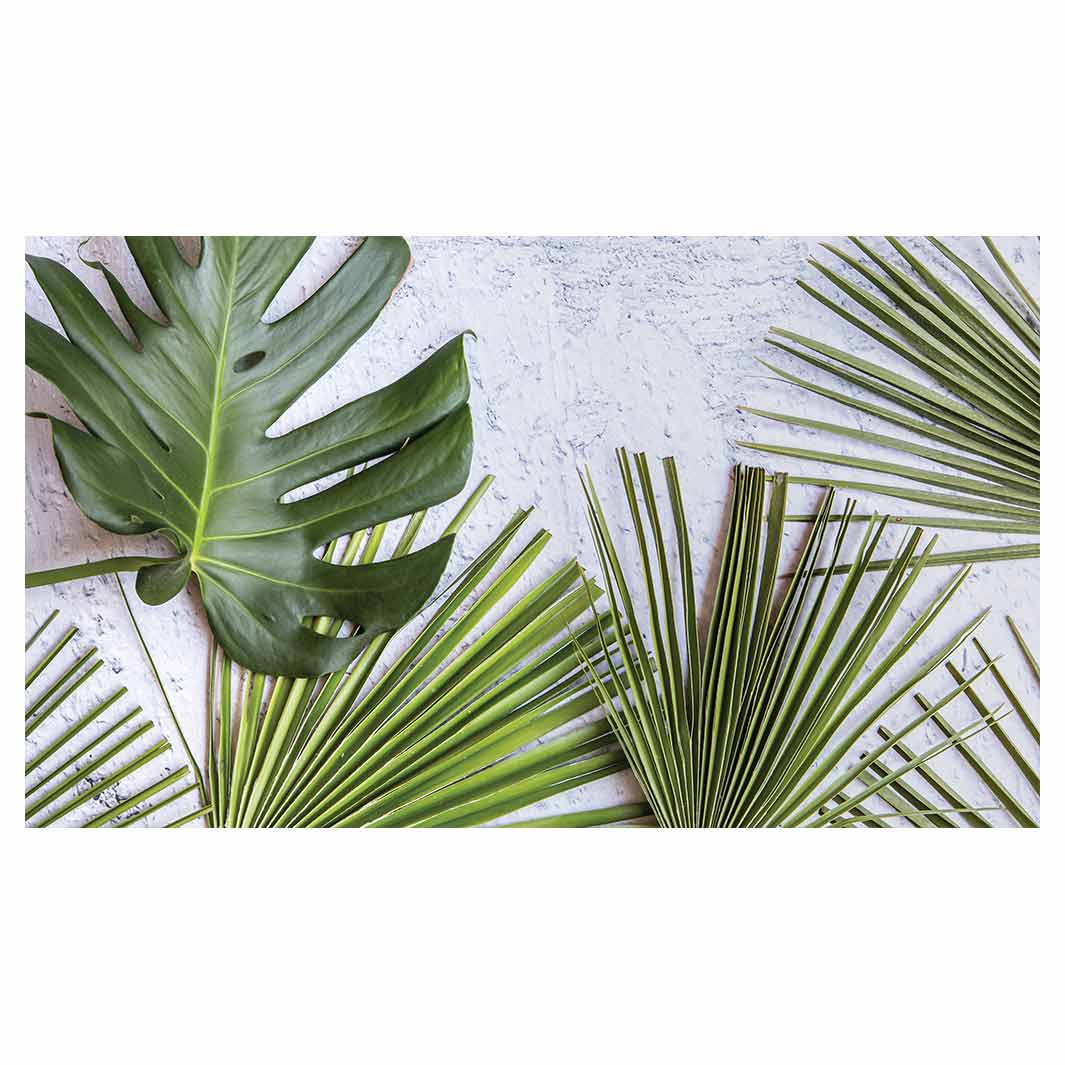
870;618;1039;827
580;452;1020;827
24;608;204;827
196;476;648;827
741;236;1039;570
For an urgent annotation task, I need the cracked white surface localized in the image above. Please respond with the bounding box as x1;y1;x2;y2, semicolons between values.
24;236;1040;827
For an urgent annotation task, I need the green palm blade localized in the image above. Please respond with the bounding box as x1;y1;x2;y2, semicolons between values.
24;609;204;827
25;236;474;676
901;618;1040;828
797;615;1039;829
180;476;644;827
746;237;1039;570
580;453;1021;827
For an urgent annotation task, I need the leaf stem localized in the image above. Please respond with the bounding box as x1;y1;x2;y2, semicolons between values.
113;574;209;813
25;556;167;588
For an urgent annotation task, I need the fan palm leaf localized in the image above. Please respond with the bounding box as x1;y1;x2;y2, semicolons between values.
25;608;204;827
855;616;1039;828
740;236;1039;570
180;476;649;827
579;451;1014;827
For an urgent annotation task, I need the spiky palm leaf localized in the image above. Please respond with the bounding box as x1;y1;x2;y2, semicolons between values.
837;616;1039;828
25;608;204;827
185;476;649;827
741;236;1039;570
579;452;1013;827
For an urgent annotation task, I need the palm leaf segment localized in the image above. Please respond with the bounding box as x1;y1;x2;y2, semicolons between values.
195;477;650;827
25;609;204;827
26;237;473;677
581;452;1015;827
824;618;1038;827
741;237;1039;569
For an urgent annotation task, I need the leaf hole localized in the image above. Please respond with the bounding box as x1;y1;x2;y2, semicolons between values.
173;237;202;267
139;420;172;453
233;350;266;374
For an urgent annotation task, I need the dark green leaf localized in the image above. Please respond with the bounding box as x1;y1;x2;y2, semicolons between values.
26;237;474;676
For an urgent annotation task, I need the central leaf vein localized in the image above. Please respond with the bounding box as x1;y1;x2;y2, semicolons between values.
189;240;240;568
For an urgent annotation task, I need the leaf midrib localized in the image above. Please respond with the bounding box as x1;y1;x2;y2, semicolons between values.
189;240;240;570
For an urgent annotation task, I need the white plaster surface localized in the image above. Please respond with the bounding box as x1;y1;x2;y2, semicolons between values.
24;236;1040;827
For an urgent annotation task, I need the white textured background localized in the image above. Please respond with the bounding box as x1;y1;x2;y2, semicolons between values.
24;236;1040;827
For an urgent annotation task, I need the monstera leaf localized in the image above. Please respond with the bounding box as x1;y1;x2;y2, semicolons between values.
25;237;473;677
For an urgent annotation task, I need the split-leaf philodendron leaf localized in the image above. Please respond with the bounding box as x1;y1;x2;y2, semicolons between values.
26;237;474;677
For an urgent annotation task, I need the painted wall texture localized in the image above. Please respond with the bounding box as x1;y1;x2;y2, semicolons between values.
24;236;1040;827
